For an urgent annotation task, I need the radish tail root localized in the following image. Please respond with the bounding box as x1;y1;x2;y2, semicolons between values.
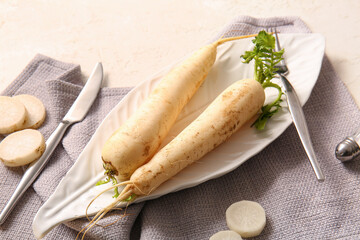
217;31;275;46
76;181;135;239
216;33;258;45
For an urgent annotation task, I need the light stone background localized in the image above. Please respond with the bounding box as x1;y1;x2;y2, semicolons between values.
1;0;359;108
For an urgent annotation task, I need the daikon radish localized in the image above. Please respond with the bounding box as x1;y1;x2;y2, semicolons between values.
118;78;264;200
0;96;27;134
101;34;258;182
0;129;45;167
80;79;265;237
209;230;243;240
226;200;266;238
13;94;46;129
79;31;281;239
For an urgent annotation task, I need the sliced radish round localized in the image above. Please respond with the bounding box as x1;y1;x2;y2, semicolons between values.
13;94;46;129
226;200;266;238
209;230;243;240
0;96;27;134
0;129;46;167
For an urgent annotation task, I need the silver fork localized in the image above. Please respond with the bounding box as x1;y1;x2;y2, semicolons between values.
271;28;325;181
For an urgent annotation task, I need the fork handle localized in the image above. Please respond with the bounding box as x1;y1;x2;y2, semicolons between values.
279;74;325;181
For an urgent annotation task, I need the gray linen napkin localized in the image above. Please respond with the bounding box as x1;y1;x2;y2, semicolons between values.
1;16;360;240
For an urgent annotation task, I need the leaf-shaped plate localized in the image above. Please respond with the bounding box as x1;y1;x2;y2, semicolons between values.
33;33;325;238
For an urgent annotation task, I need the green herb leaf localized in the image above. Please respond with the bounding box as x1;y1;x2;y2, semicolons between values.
113;185;120;198
96;165;121;198
124;194;137;202
96;178;110;186
111;176;119;198
253;100;283;130
252;30;275;50
241;30;285;129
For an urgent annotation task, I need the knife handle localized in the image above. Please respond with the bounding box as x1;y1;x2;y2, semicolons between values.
279;74;325;181
0;120;71;225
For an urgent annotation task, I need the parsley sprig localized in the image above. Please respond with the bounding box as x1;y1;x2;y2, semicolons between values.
241;30;285;130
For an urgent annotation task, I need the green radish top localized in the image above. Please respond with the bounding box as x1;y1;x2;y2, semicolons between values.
241;30;285;130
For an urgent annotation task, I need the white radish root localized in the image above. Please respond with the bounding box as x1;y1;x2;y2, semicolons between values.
13;94;46;129
0;129;46;167
118;79;265;200
209;230;243;240
226;200;266;238
80;34;262;239
101;41;218;181
80;79;265;239
0;96;27;134
101;34;258;181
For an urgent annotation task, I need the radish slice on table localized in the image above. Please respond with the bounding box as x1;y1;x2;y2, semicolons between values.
209;230;243;240
0;96;27;134
226;200;266;238
13;94;46;129
0;129;46;167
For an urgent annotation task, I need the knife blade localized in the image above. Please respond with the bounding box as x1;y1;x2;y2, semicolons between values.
0;62;103;225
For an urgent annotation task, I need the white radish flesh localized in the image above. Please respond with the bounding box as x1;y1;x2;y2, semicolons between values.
209;230;243;240
226;200;266;238
13;94;46;129
119;78;265;200
0;129;46;167
0;96;27;134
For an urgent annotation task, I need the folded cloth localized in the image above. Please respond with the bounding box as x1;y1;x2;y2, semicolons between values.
1;16;360;239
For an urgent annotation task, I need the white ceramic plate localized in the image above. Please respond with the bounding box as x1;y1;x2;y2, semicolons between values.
33;33;325;238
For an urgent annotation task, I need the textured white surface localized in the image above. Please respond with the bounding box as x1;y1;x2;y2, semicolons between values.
0;0;359;107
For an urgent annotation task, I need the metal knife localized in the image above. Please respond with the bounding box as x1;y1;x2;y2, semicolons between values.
0;62;103;225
